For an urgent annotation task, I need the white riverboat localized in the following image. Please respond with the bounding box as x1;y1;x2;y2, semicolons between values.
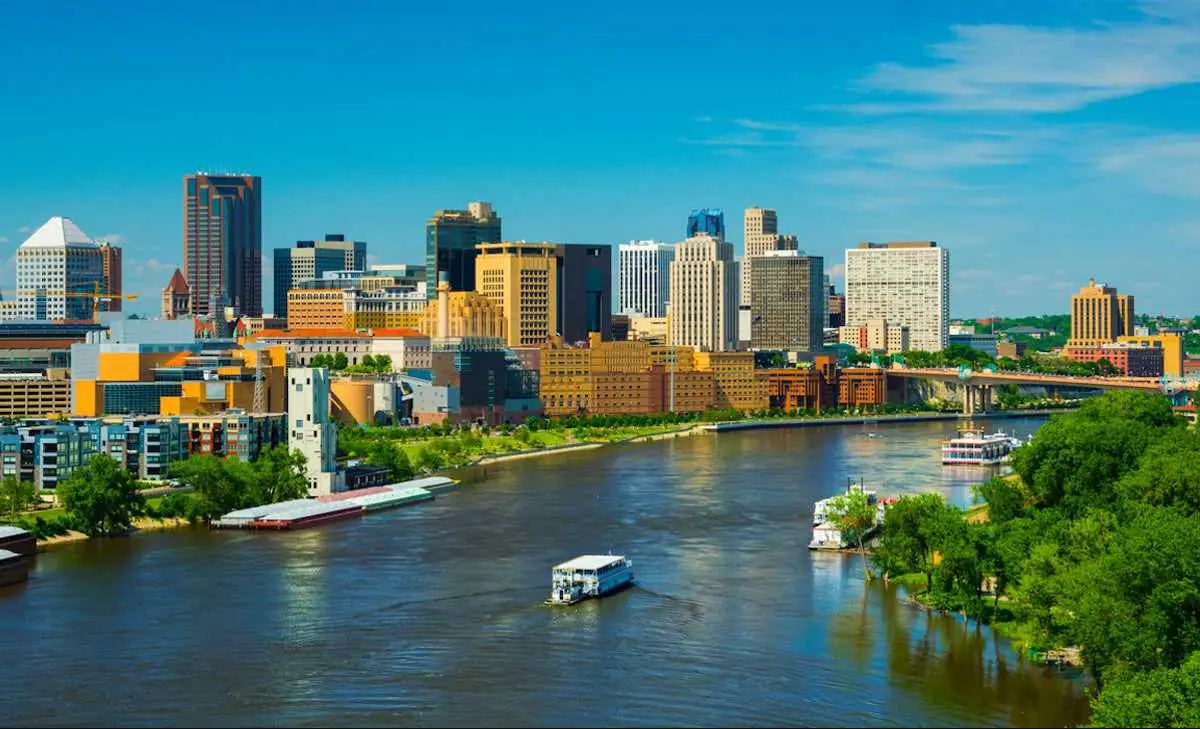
809;479;892;550
548;554;634;605
813;478;877;526
941;426;1020;466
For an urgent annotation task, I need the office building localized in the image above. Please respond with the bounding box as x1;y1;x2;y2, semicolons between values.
286;289;345;329
183;173;262;318
668;234;738;352
628;315;669;345
556;243;611;344
618;240;675;318
273;235;366;318
15;217;104;322
0;371;72;419
255;328;372;366
1067;279;1134;348
610;314;631;342
419;286;506;340
686;208;725;241
98;242;123;312
161;268;191;319
369;329;432;371
749;251;824;353
741;207;799;306
839;320;910;354
1118;333;1183;377
475;242;558;347
343;287;428;330
425;202;502;297
1066;342;1164;377
845;241;949;352
288;367;341;496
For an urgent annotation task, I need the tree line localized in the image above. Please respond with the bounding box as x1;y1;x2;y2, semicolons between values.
866;391;1200;726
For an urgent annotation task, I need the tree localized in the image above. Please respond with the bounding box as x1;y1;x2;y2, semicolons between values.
0;476;36;518
362;354;375;369
826;490;879;582
1089;652;1200;728
366;441;414;482
374;354;392;372
171;455;253;521
333;352;349;370
58;454;145;536
251;446;310;504
1116;429;1200;516
872;492;951;590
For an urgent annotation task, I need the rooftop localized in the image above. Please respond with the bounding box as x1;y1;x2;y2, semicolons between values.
553;554;627;571
20;216;97;250
256;328;368;339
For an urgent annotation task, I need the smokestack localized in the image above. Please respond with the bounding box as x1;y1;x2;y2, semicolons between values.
437;272;450;340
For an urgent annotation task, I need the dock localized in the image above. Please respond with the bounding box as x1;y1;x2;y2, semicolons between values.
213;476;454;530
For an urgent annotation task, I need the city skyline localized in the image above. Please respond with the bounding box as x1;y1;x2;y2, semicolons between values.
3;1;1200;316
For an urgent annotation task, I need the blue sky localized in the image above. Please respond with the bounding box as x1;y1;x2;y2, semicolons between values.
2;0;1199;317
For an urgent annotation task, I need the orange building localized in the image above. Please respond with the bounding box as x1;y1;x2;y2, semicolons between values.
838;367;888;407
694;351;769;411
286;289;346;329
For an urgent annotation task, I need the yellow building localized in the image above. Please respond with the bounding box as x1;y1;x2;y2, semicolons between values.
694;351;768;411
1069;279;1134;347
343;289;427;330
589;333;652;373
1118;333;1184;377
287;289;346;329
74;345;287;417
419;290;506;340
650;345;696;372
475;242;558;347
539;343;592;416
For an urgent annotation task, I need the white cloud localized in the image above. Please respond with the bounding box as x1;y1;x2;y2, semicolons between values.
826;263;846;278
839;2;1200;114
1096;134;1200;197
98;233;124;244
16;226;30;234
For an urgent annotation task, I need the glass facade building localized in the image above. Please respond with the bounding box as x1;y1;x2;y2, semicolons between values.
183;174;262;318
687;208;725;242
425;203;502;298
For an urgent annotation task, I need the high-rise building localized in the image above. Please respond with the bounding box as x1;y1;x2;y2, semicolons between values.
161;268;191;320
845;241;949;352
183;174;262;318
749;251;825;352
687;208;725;242
1067;279;1134;348
425;202;502;298
475;242;558;347
98;242;123;312
272;235;367;318
556;243;611;344
288;367;341;497
618;240;675;318
15;217;104;322
668;234;738;352
740;207;799;306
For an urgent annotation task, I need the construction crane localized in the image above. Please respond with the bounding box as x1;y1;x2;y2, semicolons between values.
1;283;138;324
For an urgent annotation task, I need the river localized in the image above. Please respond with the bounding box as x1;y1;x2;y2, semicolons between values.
1;417;1089;727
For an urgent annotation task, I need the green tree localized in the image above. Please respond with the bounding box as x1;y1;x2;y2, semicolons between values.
1116;429;1200;516
1089;653;1200;728
361;354;375;370
826;490;879;582
171;455;253;521
58;454;145;536
333;352;349;370
250;446;310;504
0;476;36;517
366;441;414;482
872;492;948;589
374;354;392;372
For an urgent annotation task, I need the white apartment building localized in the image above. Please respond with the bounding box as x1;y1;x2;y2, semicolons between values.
741;207;798;307
845;241;949;352
288;367;342;496
14;217;104;322
618;240;675;318
668;234;738;352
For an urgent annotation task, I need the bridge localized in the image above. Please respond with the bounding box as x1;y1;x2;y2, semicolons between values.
888;367;1187;415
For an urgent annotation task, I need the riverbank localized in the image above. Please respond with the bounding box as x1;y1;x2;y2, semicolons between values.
705;408;1072;433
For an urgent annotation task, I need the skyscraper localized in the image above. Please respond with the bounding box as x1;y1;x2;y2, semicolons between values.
686;209;725;242
183;173;262;318
425;202;502;298
1067;279;1135;347
556;243;612;344
618;240;675;318
844;241;949;352
15;217;104;322
750;251;824;352
475;242;558;347
741;207;798;306
668;234;738;352
98;242;123;312
272;235;367;318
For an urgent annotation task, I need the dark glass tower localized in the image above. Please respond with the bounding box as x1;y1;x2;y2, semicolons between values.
555;243;612;344
686;208;725;241
183;174;262;317
425;202;502;298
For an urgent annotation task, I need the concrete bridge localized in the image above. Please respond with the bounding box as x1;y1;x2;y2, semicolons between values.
888;367;1186;415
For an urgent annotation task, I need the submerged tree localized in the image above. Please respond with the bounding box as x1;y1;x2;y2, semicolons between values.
826;490;879;582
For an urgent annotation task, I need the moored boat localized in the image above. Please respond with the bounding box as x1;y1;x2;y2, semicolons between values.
941;426;1018;466
548;554;634;605
0;526;36;557
0;549;31;587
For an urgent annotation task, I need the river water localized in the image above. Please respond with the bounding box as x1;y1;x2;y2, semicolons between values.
1;417;1089;727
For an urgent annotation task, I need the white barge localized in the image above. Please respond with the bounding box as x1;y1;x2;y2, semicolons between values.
548;554;634;605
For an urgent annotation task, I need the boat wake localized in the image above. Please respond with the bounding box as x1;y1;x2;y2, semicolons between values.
377;585;543;612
